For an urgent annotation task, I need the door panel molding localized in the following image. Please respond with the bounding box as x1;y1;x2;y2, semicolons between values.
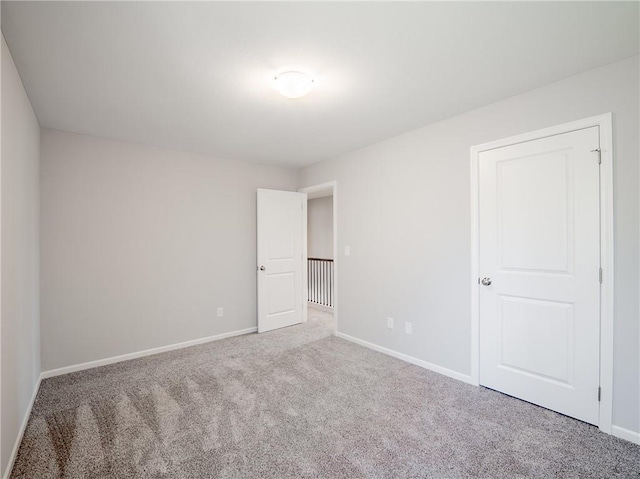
470;113;614;434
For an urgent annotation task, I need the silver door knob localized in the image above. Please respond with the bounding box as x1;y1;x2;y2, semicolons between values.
259;265;266;271
481;277;492;286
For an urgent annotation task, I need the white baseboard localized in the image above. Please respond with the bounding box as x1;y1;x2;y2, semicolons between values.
5;326;634;479
3;374;43;479
334;331;474;385
41;327;257;379
334;332;640;444
4;327;257;478
612;425;640;445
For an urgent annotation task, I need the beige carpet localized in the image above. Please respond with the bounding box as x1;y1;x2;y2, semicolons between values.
11;307;640;478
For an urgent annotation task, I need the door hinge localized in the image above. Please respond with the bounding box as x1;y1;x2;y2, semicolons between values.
598;387;601;402
599;267;603;284
591;148;601;165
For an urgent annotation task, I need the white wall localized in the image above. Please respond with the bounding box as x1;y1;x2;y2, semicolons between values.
40;129;297;371
1;36;41;473
298;56;640;434
307;196;333;259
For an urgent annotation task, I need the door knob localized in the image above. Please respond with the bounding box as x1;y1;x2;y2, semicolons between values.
481;277;492;286
259;265;266;271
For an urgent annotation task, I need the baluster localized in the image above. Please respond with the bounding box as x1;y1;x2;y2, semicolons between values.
323;261;327;305
312;260;315;303
325;261;328;306
308;259;311;302
321;261;325;305
329;261;333;308
320;260;323;305
319;260;322;304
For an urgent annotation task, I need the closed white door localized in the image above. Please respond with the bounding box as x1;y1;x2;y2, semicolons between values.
257;189;306;333
479;127;601;425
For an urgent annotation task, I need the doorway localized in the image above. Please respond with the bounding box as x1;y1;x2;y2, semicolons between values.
470;114;614;433
299;182;338;332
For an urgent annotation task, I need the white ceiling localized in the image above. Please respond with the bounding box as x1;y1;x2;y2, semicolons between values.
2;2;638;168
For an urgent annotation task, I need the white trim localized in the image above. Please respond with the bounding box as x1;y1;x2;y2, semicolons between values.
3;326;252;477
470;143;480;387
299;181;338;334
611;425;640;445
333;183;338;333
597;115;615;435
3;375;42;479
41;327;257;379
3;328;633;479
298;181;336;196
469;113;615;435
302;192;308;324
335;331;474;385
0;35;3;479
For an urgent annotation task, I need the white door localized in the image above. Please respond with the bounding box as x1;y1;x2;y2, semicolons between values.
257;189;306;333
479;126;601;425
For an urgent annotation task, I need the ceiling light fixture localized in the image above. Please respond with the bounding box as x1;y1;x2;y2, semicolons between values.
273;71;314;99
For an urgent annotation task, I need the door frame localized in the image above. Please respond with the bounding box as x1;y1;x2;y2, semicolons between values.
470;113;614;434
298;181;338;333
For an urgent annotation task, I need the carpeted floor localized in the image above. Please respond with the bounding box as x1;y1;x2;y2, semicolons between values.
11;307;640;478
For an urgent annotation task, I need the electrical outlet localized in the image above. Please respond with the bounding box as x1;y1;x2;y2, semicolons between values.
405;322;413;335
217;307;224;317
387;317;394;329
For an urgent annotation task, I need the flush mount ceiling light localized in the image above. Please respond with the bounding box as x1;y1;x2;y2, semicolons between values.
273;71;314;99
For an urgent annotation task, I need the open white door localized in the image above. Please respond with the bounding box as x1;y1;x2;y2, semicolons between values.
257;189;306;333
478;126;601;425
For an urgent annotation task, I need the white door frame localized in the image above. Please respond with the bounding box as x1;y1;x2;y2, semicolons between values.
470;113;614;434
298;181;338;333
